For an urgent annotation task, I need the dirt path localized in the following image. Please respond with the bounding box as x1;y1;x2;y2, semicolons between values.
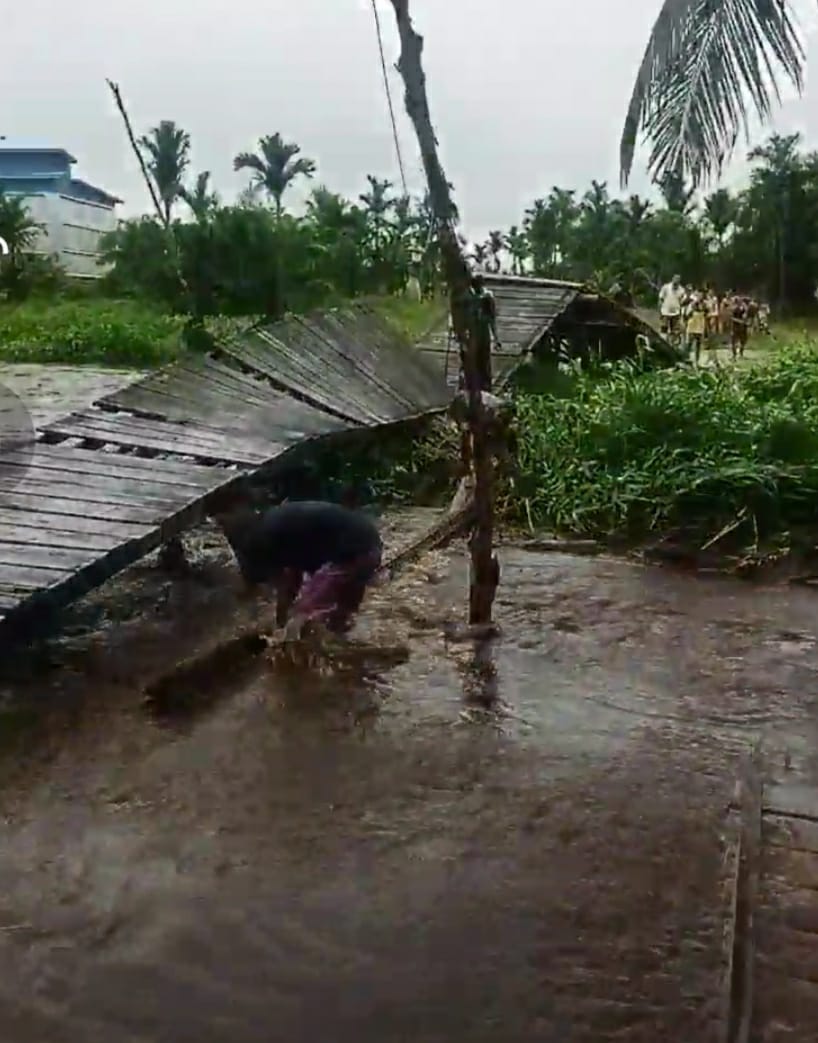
0;512;817;1039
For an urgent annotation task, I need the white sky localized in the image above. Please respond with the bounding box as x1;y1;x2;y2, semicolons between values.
3;0;818;239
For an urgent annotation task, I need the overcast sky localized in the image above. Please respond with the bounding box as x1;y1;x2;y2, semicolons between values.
4;0;818;238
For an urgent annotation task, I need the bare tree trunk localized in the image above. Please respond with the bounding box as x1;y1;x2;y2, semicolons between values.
387;0;498;624
106;78;199;568
106;80;165;224
106;79;195;314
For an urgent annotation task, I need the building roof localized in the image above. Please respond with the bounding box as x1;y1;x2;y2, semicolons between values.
0;137;76;162
68;178;123;206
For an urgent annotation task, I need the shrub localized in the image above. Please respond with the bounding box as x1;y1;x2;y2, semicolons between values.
513;343;818;550
0;299;184;367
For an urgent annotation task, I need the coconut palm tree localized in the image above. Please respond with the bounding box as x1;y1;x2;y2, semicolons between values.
0;190;43;255
139;120;190;227
703;187;737;249
179;171;220;221
233;134;316;218
620;0;804;188
523;198;559;275
486;230;505;273
471;241;489;269
625;194;652;231
656;169;696;215
505;225;529;275
0;189;47;298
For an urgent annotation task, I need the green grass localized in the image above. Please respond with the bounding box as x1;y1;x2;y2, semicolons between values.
0;298;184;367
368;295;446;342
513;338;818;554
0;294;446;369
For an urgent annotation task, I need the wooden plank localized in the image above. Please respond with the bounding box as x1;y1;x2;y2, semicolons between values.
142;358;276;408
0;492;168;524
0;482;221;633
342;307;449;407
0;563;74;590
719;804;742;1043
337;307;447;407
0;476;190;510
273;314;375;396
0;450;229;490
0;506;152;539
229;328;380;424
764;784;818;821
271;314;402;419
296;314;410;417
199;356;330;408
0;542;103;571
101;383;333;443
1;444;232;484
0;524;126;552
5;457;209;498
106;373;271;415
45;415;270;464
49;410;265;451
309;310;416;409
50;406;290;461
735;754;761;1043
171;358;327;417
765;814;818;854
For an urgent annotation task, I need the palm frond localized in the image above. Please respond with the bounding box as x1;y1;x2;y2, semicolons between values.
620;0;804;188
287;157;317;180
233;152;266;175
259;134;300;168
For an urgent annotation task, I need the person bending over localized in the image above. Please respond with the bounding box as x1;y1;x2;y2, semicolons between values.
213;499;383;637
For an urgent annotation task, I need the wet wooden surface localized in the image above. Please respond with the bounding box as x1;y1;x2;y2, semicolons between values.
752;783;818;1040
415;275;581;387
0;305;448;638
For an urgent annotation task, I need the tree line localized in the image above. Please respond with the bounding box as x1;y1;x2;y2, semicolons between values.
1;119;817;316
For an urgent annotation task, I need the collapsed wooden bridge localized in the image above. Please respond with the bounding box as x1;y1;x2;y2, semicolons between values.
0;304;450;644
0;278;676;646
417;273;675;386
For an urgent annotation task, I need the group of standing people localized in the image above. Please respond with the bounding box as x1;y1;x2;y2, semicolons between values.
658;275;770;364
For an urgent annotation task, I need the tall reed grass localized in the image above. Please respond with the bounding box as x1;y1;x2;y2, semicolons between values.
514;343;818;550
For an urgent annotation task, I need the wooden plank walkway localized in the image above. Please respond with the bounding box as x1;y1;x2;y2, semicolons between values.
753;783;818;1041
0;303;449;641
416;275;674;386
416;275;582;387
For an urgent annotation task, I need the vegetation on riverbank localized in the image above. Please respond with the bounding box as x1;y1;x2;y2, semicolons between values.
310;335;818;570
0;295;442;368
512;341;818;561
0;299;184;367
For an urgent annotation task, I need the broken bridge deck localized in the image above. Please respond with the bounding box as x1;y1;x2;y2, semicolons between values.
0;303;450;641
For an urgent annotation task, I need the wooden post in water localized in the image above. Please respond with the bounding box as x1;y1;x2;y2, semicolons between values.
387;0;499;626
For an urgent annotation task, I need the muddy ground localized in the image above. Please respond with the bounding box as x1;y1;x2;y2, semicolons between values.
0;508;817;1040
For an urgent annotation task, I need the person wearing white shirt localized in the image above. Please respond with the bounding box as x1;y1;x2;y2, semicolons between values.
658;274;684;338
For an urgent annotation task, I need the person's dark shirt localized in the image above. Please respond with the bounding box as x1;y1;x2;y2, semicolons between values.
222;501;382;584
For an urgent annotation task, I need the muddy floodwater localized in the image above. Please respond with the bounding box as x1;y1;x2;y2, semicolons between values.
1;510;818;1041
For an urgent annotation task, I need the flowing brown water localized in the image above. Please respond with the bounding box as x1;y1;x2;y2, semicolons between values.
1;519;818;1041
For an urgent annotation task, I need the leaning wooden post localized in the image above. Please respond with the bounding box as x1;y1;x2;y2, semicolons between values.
387;0;499;625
